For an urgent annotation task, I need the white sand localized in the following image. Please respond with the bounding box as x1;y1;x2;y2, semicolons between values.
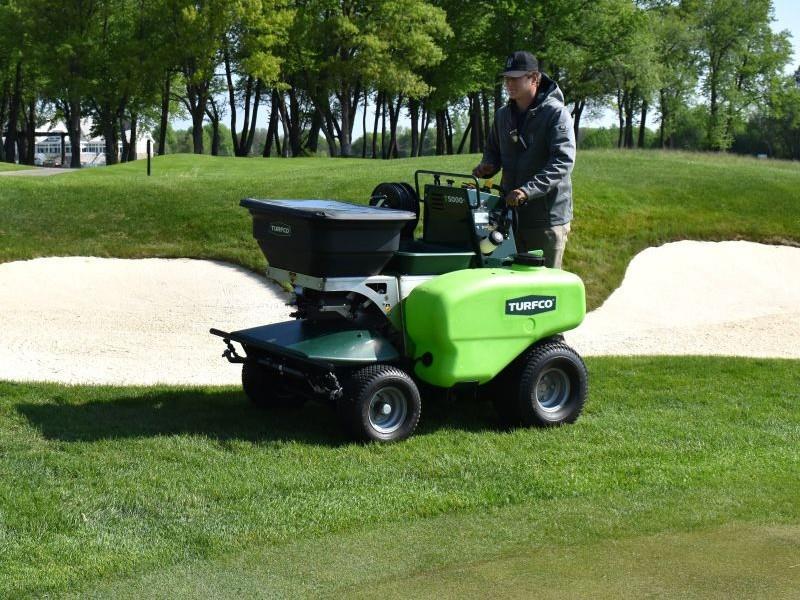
0;258;292;385
0;241;797;386
564;240;800;358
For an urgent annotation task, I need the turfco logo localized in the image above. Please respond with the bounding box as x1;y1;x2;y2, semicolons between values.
270;222;291;236
505;295;557;315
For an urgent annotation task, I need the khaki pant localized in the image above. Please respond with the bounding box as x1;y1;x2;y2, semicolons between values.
514;222;571;269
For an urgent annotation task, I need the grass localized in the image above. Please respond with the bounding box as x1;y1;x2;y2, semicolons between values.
0;150;798;308
0;162;32;172
1;151;799;596
1;357;799;596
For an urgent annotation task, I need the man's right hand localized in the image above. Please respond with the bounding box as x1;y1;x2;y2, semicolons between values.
472;162;496;178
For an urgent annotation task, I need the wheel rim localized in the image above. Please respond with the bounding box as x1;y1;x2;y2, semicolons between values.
368;385;408;435
534;366;571;413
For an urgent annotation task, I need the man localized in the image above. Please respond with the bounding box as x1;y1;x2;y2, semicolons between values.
473;51;576;269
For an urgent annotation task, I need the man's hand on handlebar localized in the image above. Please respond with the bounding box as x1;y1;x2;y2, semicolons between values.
505;188;527;207
471;162;496;179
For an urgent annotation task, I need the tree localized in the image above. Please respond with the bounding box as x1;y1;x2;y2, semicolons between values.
651;1;701;148
23;0;103;167
223;0;292;157
166;0;232;154
697;0;790;150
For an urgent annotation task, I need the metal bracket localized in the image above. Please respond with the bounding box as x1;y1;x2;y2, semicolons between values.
267;267;401;315
221;338;246;363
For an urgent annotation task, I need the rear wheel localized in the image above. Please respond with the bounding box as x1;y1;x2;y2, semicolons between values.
337;364;421;442
491;341;588;427
241;361;304;410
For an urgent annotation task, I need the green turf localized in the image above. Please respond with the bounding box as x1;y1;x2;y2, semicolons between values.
0;162;31;172
2;152;799;596
2;356;798;597
0;151;797;309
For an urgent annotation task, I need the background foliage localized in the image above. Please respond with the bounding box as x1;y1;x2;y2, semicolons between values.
0;0;798;163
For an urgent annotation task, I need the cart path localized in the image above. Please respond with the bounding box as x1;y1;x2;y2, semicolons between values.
0;167;75;176
0;241;798;386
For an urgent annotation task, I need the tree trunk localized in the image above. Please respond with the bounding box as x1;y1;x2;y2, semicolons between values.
102;104;119;165
191;107;205;154
409;97;420;158
572;99;585;142
128;112;138;161
321;106;338;157
273;122;282;156
158;72;170;155
445;108;454;155
3;61;22;163
658;89;666;149
210;123;220;156
338;86;353;157
24;99;35;165
637;99;648;148
0;80;7;162
457;119;473;154
435;109;445;155
381;94;387;159
120;116;130;162
243;80;262;156
493;82;503;114
275;92;290;157
287;86;303;156
263;91;278;157
306;108;321;155
371;91;382;159
387;94;403;158
224;48;241;155
66;97;82;168
468;93;480;154
616;89;624;148
481;91;490;149
361;89;368;158
419;102;431;157
624;93;634;149
186;79;209;154
205;98;220;156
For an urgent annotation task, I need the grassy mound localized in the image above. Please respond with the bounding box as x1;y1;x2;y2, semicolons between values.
0;151;797;308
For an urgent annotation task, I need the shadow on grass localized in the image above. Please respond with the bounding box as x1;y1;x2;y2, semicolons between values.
16;387;500;445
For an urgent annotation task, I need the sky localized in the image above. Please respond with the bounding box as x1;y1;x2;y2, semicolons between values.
773;0;799;72
173;1;800;134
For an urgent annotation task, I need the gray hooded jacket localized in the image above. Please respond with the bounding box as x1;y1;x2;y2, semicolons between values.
482;74;575;227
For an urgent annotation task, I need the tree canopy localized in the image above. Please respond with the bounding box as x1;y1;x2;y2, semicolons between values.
1;0;797;164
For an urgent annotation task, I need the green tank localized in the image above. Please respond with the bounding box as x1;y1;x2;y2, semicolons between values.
404;262;586;387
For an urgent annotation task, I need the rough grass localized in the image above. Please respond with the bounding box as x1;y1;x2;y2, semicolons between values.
0;151;798;308
1;357;798;597
0;162;31;171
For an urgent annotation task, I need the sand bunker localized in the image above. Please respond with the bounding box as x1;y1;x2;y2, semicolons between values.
0;241;798;386
0;258;292;385
564;241;800;358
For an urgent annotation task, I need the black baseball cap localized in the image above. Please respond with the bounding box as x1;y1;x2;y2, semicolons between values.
501;51;539;77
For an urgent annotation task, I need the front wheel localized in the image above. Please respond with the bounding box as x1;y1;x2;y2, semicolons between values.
493;341;588;427
337;364;421;442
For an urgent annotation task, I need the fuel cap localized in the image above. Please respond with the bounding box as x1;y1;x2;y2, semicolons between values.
512;252;545;266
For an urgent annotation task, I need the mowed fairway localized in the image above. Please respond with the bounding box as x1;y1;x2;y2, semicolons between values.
2;358;799;597
0;152;799;597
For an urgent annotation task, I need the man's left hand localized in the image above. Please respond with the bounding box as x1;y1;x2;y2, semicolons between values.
505;188;527;207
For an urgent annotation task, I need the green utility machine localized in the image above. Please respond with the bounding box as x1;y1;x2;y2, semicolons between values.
211;170;588;442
